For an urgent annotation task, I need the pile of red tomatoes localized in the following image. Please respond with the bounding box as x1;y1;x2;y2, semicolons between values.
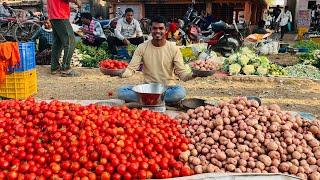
0;99;193;179
99;59;128;70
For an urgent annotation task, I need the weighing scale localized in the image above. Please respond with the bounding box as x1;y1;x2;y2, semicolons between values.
132;83;167;113
141;103;166;113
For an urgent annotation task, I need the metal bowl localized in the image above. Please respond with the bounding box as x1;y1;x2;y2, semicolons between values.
204;99;219;106
181;98;205;110
132;83;167;106
192;69;215;77
99;67;125;76
247;96;262;106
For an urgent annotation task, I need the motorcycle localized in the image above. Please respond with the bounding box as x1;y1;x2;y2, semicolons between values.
182;4;213;33
179;3;217;45
205;20;244;57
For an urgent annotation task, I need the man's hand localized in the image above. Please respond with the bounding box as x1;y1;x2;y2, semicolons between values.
123;39;130;45
192;73;197;78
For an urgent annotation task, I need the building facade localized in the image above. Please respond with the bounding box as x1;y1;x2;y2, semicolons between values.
6;0;41;12
108;0;267;25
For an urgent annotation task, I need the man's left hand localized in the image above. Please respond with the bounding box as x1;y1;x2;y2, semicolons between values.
123;39;130;45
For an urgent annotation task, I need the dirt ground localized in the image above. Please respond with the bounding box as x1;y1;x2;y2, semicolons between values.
35;65;320;117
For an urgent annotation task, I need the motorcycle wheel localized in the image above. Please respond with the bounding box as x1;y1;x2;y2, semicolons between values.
224;37;240;51
220;38;240;57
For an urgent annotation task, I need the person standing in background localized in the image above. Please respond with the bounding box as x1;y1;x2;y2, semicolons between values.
47;0;81;76
263;11;272;29
273;5;281;32
316;5;320;26
276;6;292;41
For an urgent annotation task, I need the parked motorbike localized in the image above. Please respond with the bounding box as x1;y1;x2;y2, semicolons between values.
182;4;213;33
206;20;244;57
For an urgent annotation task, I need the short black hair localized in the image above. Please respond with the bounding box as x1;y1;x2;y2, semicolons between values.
125;8;134;14
81;12;92;20
151;16;166;24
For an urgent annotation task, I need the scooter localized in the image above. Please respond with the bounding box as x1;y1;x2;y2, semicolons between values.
182;3;214;33
205;20;243;57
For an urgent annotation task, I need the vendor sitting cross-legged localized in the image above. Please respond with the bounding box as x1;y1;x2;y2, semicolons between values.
107;8;144;55
117;16;197;104
80;12;106;47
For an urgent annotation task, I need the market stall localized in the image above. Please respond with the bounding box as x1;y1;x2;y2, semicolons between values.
1;22;320;179
0;95;319;179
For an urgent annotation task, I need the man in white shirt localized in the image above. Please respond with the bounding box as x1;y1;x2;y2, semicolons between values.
0;2;12;17
276;6;292;40
107;8;143;55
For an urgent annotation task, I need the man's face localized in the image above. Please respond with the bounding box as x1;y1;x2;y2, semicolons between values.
125;12;134;23
44;20;52;29
151;22;166;40
3;2;8;8
81;18;90;25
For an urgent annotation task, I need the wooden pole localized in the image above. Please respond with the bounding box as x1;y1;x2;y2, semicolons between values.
244;1;251;24
205;0;212;14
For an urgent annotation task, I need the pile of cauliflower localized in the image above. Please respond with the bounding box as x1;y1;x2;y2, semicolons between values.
223;47;287;76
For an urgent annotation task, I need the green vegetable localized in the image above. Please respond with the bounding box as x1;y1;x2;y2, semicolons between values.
294;40;320;51
239;55;249;66
180;47;196;63
227;54;239;64
256;66;268;76
127;44;137;56
229;63;241;75
242;65;255;75
284;64;320;80
257;56;270;68
268;64;287;76
76;41;110;67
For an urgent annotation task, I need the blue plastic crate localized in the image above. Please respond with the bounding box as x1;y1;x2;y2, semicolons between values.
9;42;36;72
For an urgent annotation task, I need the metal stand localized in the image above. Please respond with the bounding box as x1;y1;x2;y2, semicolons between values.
141;102;166;113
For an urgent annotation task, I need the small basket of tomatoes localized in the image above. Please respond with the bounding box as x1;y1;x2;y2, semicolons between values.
99;59;128;76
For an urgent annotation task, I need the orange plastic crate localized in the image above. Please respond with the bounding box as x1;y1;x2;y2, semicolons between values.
0;69;37;99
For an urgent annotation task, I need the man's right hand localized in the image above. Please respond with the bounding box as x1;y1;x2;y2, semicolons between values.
123;39;130;45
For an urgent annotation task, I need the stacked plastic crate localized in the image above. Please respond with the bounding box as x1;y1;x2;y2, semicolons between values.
0;42;37;99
